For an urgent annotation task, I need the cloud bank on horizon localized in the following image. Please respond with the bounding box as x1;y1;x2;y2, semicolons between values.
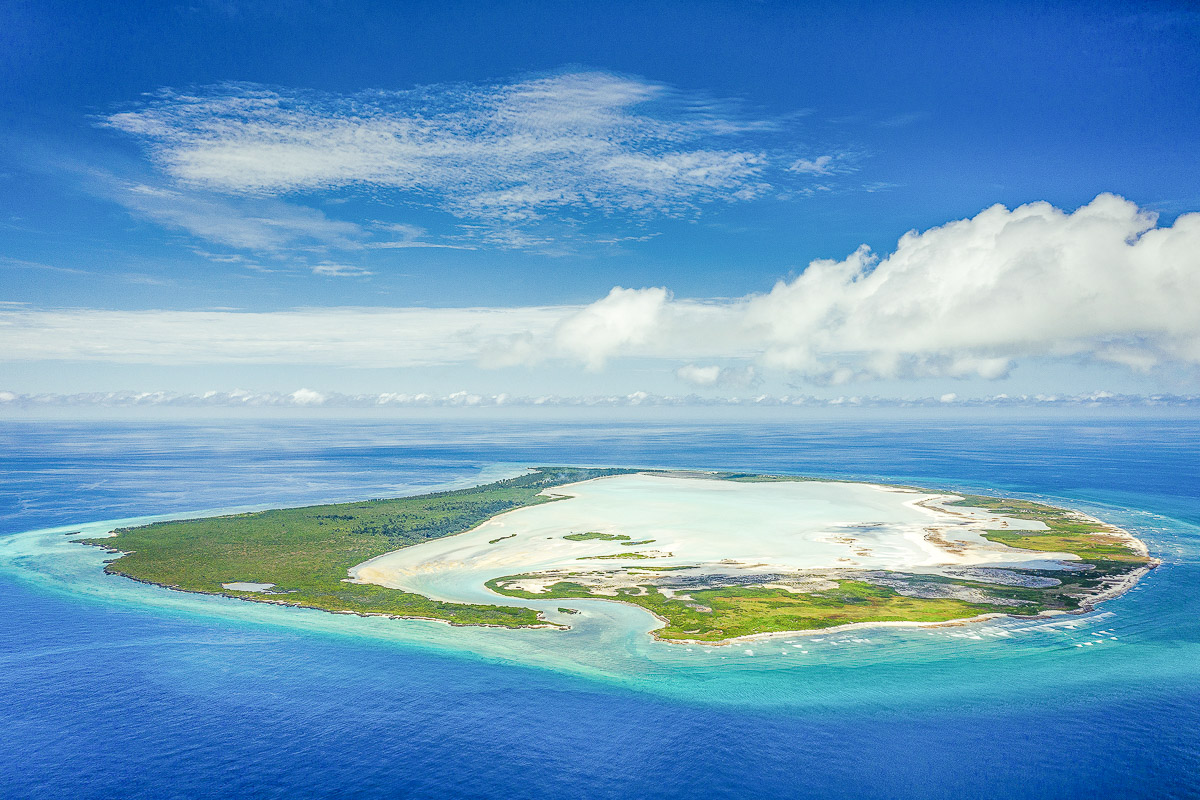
4;194;1197;389
3;387;1195;411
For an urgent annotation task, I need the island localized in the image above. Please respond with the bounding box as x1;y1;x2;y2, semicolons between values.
83;468;1156;643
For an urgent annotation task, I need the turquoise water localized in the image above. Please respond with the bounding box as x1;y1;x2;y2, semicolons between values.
1;419;1198;798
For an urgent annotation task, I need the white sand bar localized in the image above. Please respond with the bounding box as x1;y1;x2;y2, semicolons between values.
222;582;276;592
350;473;1076;606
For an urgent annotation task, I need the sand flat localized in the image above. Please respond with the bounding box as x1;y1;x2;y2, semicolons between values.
351;473;1074;606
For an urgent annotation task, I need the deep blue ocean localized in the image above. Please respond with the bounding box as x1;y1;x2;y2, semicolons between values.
1;417;1198;799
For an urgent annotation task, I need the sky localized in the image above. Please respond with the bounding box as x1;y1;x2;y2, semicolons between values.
2;0;1199;412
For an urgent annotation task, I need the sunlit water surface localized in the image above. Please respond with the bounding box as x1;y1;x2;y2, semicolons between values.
1;418;1197;799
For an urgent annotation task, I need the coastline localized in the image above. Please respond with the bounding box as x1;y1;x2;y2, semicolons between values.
582;551;1159;647
653;524;1159;647
79;470;1158;646
654;508;1160;646
94;544;1157;646
84;544;569;631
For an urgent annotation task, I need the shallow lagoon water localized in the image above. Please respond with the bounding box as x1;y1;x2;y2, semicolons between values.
1;418;1199;798
353;472;1068;609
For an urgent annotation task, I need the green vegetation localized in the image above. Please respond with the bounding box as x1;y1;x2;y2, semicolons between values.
557;607;579;615
83;467;635;628
484;487;1154;642
719;473;810;483
578;552;658;560
946;494;1150;564
487;578;1008;642
909;568;1126;614
81;466;1152;642
563;532;629;541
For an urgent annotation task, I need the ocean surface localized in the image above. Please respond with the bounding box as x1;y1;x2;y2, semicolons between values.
1;417;1198;799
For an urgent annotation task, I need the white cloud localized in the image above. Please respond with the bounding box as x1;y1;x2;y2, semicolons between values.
676;364;723;386
3;196;1197;384
367;222;474;250
0;306;566;367
788;155;835;175
289;388;325;405
511;194;1200;380
787;153;857;176
102;73;772;229
676;364;757;388
550;287;671;370
310;262;372;277
1;388;1196;410
110;180;366;252
92;173;455;264
0;257;91;275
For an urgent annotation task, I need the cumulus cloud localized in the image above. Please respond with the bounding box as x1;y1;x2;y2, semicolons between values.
524;193;1200;380
102;72;773;229
3;196;1197;383
551;287;671;370
289;388;325;405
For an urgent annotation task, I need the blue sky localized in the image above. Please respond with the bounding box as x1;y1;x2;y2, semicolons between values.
2;0;1199;410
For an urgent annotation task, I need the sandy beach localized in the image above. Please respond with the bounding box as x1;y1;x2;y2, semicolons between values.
348;472;1142;642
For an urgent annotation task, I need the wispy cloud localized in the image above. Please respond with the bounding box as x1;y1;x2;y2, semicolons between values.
309;262;372;277
786;151;860;177
95;175;447;273
107;179;366;252
0;256;91;275
781;150;866;200
877;111;928;128
366;222;475;250
101;72;783;240
788;155;837;175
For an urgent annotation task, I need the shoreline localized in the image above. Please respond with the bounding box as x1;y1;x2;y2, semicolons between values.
79;470;1158;646
649;524;1160;647
81;529;1161;646
85;547;570;631
601;560;1159;647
